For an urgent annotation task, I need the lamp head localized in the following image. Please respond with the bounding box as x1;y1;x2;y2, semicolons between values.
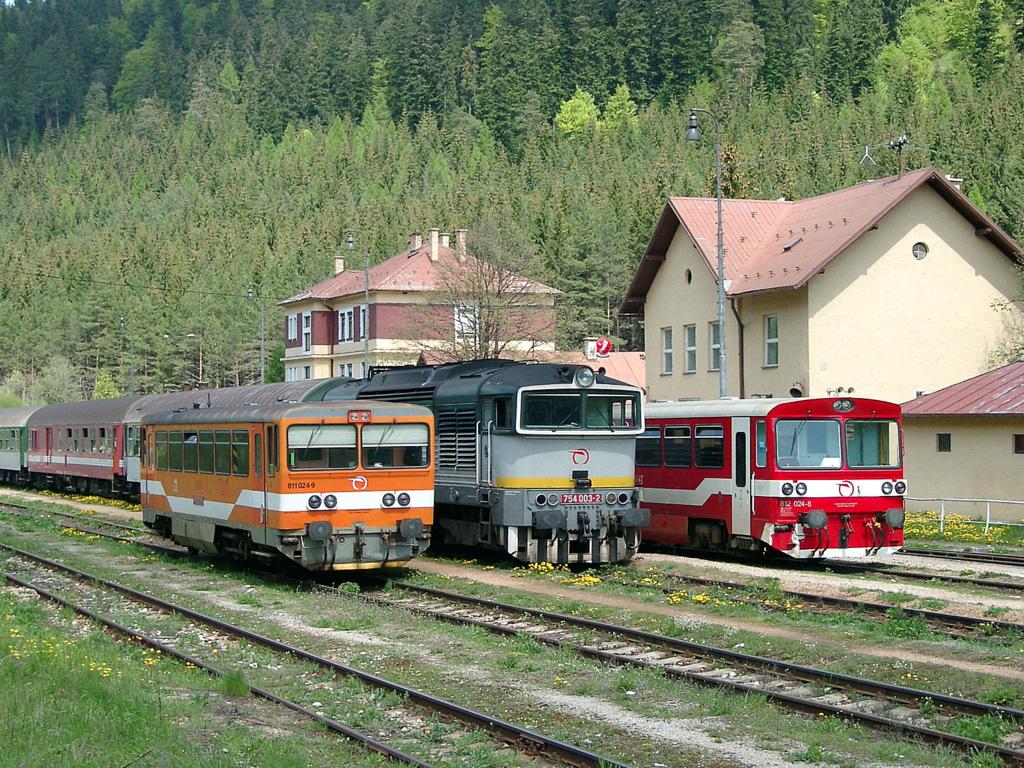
246;287;254;300
346;231;355;252
685;110;701;142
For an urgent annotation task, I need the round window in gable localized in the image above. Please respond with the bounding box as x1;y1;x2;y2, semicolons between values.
685;268;693;284
912;242;929;260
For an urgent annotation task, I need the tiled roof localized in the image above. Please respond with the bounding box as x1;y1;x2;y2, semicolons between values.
534;350;647;392
621;167;1022;313
901;361;1024;416
281;243;559;305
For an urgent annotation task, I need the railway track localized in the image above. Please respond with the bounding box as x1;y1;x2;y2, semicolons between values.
348;579;1024;764
0;542;629;768
818;560;1024;595
900;547;1024;568
607;567;1024;642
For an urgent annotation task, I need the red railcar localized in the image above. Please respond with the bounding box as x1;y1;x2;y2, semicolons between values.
637;397;905;558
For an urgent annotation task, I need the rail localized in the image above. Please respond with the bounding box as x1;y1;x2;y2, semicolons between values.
906;496;1024;534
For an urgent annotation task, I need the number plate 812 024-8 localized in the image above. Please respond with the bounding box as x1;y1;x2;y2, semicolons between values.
560;492;604;505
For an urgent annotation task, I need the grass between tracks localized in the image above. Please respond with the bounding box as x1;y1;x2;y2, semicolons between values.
0;507;1015;768
0;588;392;768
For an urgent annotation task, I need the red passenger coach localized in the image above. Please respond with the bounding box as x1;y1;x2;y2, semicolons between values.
637;397;906;559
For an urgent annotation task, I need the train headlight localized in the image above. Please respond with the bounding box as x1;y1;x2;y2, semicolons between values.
606;492;617;505
382;493;396;507
618;492;630;505
323;494;338;509
308;494;322;509
781;482;794;496
536;494;547;506
795;482;807;496
547;493;559;506
397;492;411;507
881;482;893;495
574;367;595;388
894;481;906;494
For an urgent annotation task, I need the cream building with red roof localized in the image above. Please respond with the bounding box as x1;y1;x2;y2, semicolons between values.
621;167;1024;403
279;229;558;381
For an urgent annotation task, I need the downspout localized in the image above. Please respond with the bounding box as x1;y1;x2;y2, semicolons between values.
730;298;745;398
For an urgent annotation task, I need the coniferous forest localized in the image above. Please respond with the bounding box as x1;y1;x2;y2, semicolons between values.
1;0;1023;402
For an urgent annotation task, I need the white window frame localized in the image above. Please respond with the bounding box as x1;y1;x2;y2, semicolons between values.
683;324;696;374
287;314;298;341
661;327;673;374
302;312;312;354
359;304;368;341
764;315;779;368
454;303;479;344
338;308;354;342
709;322;721;372
303;365;311;380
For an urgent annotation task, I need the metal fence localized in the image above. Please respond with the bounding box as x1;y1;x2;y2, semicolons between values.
905;496;1024;534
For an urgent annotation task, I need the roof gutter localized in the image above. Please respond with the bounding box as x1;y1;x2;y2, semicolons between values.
730;297;745;398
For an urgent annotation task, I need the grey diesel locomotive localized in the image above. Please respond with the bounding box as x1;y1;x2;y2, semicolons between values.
314;360;648;564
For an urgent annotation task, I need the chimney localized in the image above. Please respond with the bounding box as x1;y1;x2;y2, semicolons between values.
428;228;440;262
410;232;422;250
455;228;467;262
333;255;345;275
440;232;450;248
945;174;964;191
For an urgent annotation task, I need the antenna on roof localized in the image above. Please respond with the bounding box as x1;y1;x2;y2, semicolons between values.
860;145;877;166
888;135;909;178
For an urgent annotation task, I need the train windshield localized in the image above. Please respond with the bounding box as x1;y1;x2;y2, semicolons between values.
846;420;901;468
287;424;357;470
521;392;640;431
362;423;430;468
775;419;842;469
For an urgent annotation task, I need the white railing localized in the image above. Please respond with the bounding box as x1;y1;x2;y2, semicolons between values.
905;496;1024;534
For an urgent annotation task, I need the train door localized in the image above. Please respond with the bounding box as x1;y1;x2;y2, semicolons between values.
731;417;751;536
45;427;53;463
254;427;267;531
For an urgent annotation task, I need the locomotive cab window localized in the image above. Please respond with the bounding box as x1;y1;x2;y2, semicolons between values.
635;428;662;467
585;394;638;429
287;424;357;470
846;420;901;468
776;419;842;469
523;394;581;429
482;397;512;431
362;423;429;468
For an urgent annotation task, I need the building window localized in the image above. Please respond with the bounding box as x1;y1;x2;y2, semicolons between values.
338;309;353;342
287;314;298;341
936;433;951;452
709;322;722;372
661;327;673;374
684;324;696;373
455;303;479;344
302;312;312;353
1014;434;1024;454
303;365;311;380
764;315;779;368
359;304;368;340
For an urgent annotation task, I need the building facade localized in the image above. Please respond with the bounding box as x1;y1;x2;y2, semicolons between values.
621;168;1023;404
279;228;558;381
901;362;1024;523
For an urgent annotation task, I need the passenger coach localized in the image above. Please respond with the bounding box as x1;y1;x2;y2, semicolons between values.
637;397;906;558
141;400;433;571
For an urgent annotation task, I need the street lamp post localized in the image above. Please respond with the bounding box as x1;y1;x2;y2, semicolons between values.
247;285;266;384
686;107;728;399
346;231;370;378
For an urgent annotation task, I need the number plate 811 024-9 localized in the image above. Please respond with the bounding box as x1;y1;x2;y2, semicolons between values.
561;492;604;505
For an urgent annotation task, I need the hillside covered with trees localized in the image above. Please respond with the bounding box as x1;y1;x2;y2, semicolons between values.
1;0;1022;402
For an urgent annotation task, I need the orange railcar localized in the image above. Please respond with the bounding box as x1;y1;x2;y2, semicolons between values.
141;401;433;571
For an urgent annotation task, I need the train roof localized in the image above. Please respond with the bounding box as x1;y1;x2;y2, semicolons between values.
124;380;347;424
141;399;432;426
0;406;43;428
644;397;901;419
315;360;641;406
28;396;144;428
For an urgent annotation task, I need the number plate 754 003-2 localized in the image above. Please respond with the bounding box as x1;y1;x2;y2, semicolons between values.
560;492;603;505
